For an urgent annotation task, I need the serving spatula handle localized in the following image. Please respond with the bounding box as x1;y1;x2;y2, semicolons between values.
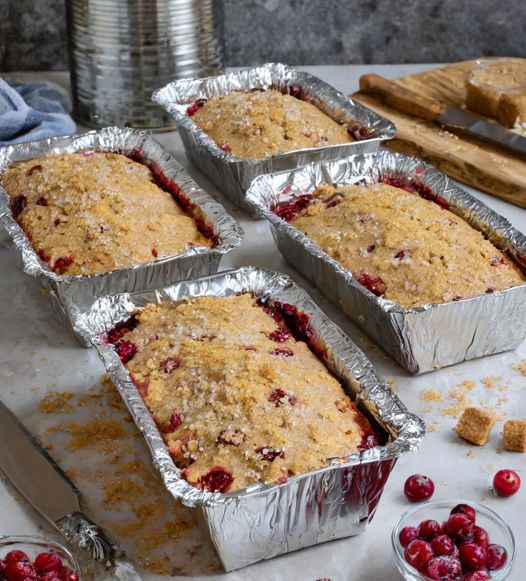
359;73;445;121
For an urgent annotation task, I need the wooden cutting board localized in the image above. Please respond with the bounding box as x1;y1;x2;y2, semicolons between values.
352;59;526;209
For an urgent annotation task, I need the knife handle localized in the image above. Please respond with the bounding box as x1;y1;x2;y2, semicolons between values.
56;512;141;579
359;73;444;121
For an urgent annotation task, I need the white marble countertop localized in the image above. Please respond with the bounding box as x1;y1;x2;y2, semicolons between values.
0;65;525;581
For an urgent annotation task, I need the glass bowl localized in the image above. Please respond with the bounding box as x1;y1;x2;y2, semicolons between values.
0;535;81;579
391;498;515;580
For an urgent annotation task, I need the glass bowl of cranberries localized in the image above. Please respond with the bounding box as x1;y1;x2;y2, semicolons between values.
0;535;80;581
391;499;515;581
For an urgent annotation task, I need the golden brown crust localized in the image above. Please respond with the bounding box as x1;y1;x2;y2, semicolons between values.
192;90;352;160
455;407;495;446
123;294;373;493
288;183;525;308
1;152;211;275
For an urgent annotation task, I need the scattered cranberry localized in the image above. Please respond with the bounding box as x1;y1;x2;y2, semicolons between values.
394;249;408;260
463;571;489;581
493;469;521;497
27;164;43;176
161;356;180;373
114;339;138;363
269;329;291;343
268;388;296;406
256;447;285;462
490;256;506;266
431;534;455;556
447;513;475;541
399;526;420;548
367;244;376;253
5;560;37;581
288;85;302;98
107;316;137;344
36;196;48;206
166;411;182;432
53;218;61;227
198;466;233;493
10;194;27;219
404;474;435;502
358;433;379;451
451;503;476;523
51;255;74;274
272;194;313;221
186;98;207;116
218;142;232;153
355;272;387;297
271;347;294;357
485;543;507;571
459;542;487;569
419;519;441;541
473;525;489;548
404;539;434;570
425;555;462;580
151;246;158;258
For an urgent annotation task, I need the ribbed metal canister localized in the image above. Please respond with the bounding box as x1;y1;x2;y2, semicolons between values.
65;0;224;129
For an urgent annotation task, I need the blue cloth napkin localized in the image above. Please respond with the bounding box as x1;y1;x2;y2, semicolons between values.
0;77;76;146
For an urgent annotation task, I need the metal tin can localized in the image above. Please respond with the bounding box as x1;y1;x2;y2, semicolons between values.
66;0;225;129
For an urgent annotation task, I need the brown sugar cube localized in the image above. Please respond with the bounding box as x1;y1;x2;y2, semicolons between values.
455;407;495;446
503;420;526;452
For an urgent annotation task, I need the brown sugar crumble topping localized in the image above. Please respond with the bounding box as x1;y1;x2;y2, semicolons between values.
109;293;378;493
2;151;212;276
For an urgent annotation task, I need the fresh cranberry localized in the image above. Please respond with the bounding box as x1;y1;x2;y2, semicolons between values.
161;356;180;373
459;542;487;569
485;544;507;570
38;573;62;581
186;98;207;116
10;194;27;219
272;194;313;221
446;513;475;540
450;503;476;523
404;539;434;570
256;447;285;461
27;164;43;176
404;474;435;502
473;525;489;548
198;466;233;493
5;560;37;581
493;469;521;497
463;571;489;581
268;389;296;406
4;553;29;566
61;567;78;581
51;255;74;274
431;534;455;556
34;553;63;574
419;519;441;541
114;339;138;363
271;347;294;357
425;555;462;580
166;411;182;432
0;559;6;577
399;526;420;548
269;329;291;343
355;272;387;297
36;196;48;206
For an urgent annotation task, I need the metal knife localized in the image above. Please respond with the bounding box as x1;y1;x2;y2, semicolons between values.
359;73;526;157
0;401;142;580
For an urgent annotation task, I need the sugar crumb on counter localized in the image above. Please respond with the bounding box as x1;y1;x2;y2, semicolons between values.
513;359;526;376
39;390;74;414
481;375;501;389
420;388;443;403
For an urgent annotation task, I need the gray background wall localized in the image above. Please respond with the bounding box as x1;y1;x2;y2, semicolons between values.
1;0;525;71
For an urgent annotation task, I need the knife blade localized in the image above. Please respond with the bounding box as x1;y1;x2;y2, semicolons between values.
359;73;526;157
0;401;141;580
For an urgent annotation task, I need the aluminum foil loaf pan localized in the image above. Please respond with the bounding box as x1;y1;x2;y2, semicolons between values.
0;127;243;346
245;151;526;374
73;266;425;572
152;62;396;212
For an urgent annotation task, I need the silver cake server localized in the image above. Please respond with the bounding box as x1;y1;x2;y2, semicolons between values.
0;401;142;580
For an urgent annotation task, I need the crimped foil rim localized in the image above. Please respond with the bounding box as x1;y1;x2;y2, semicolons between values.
245;150;526;316
152;62;396;165
74;266;425;508
0;127;244;284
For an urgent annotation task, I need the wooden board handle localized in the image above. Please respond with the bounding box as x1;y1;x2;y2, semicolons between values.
359;73;445;121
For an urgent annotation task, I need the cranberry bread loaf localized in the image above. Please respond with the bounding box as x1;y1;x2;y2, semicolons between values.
466;59;526;128
113;293;376;493
2;152;211;275
279;182;525;308
190;89;353;160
